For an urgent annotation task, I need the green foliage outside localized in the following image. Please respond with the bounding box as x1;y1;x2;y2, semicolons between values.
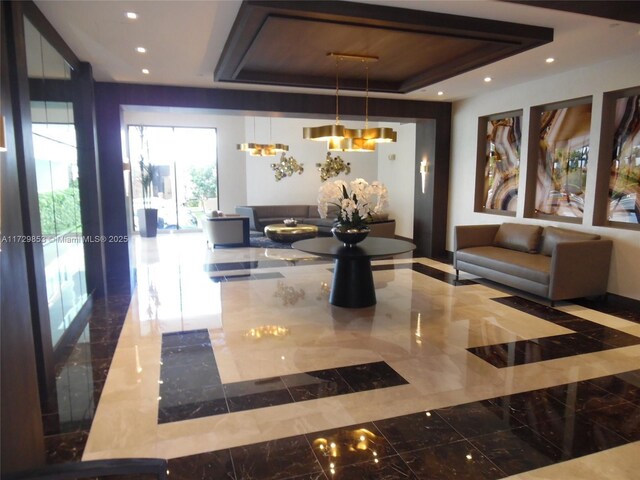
38;182;82;236
189;165;217;209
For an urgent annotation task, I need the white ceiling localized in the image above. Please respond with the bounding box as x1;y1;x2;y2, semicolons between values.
35;0;640;102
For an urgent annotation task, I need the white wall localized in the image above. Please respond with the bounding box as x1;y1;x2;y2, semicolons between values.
243;116;378;205
120;109;416;238
121;109;247;214
449;51;640;300
377;123;416;238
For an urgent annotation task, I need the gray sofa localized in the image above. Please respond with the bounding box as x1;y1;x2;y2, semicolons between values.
454;223;613;304
235;205;396;237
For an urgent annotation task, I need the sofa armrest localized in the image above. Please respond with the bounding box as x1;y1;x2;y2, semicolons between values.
454;224;500;251
549;240;613;301
235;206;260;231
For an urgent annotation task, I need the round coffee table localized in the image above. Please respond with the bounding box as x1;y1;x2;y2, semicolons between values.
264;223;318;243
292;237;416;308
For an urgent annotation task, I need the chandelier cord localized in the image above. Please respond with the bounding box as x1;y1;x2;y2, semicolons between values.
335;59;340;125
365;63;369;130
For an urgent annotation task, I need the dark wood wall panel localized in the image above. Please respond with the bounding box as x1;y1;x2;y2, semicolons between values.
95;82;452;292
1;2;46;473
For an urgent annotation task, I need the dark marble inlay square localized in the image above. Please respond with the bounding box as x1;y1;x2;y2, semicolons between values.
166;449;235;479
584;403;640;442
545;379;633;413
582;328;640;348
573;295;640;324
336;361;408;392
587;369;640;405
492;296;575;322
411;263;477;286
224;376;294;412
326;454;415;479
158;395;229;424
400;439;504;480
435;400;522;438
525;413;628;460
230;434;323;480
374;410;464;453
487;389;568;426
469;426;562;475
282;368;353;401
308;423;397;470
162;329;211;349
159;330;228;423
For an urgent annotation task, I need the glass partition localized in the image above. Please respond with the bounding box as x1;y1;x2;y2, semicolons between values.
25;18;88;347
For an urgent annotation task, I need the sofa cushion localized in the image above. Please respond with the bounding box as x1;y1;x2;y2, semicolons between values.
494;223;543;253
456;246;551;285
541;226;601;256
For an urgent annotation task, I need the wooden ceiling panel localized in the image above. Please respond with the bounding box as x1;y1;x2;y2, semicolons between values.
215;1;554;94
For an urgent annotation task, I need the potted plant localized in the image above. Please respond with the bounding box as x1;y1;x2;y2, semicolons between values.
138;159;158;237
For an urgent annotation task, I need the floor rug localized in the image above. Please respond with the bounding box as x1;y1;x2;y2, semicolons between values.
249;233;292;249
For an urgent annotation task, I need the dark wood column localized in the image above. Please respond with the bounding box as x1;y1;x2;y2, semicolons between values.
1;2;46;473
413;114;452;259
74;62;107;297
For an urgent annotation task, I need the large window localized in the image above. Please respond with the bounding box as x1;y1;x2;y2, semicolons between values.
26;17;88;348
127;125;218;232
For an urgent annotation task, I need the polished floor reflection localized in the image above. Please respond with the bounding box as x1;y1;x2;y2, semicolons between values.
43;233;640;478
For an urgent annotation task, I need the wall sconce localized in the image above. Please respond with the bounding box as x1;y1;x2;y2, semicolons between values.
0;116;7;152
420;158;429;193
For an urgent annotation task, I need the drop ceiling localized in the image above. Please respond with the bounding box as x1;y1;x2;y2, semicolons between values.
34;0;640;101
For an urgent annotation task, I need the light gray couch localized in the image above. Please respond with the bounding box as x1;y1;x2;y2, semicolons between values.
235;205;396;237
454;223;613;305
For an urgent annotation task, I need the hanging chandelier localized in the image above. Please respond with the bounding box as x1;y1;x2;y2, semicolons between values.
238;117;289;156
303;53;397;152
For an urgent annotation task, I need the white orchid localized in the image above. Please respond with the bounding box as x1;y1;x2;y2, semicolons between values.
317;178;389;228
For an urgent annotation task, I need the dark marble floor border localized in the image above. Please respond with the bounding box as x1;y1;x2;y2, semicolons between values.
159;330;408;424
468;296;640;368
162;369;640;479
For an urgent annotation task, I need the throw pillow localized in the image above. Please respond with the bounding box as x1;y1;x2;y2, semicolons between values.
540;226;600;256
494;223;543;253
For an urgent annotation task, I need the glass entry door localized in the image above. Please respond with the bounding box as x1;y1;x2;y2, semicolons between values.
127;125;218;232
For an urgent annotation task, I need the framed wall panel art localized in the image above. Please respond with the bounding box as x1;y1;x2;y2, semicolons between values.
475;111;522;214
607;93;639;225
533;99;592;219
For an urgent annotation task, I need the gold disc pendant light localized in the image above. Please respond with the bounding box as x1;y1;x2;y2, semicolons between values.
238;117;289;156
303;57;345;142
304;53;397;152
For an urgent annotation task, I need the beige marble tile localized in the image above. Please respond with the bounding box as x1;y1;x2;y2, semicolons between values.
83;232;640;473
506;442;640;479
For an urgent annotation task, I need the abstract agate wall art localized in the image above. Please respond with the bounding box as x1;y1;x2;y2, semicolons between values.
535;102;592;218
481;113;522;212
608;94;640;224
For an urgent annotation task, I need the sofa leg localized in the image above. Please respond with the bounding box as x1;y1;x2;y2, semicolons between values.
550;300;555;308
455;269;459;281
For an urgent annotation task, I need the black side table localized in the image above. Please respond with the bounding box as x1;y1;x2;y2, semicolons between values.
292;237;416;308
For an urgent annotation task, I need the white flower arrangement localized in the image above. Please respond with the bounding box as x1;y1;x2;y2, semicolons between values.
317;178;388;228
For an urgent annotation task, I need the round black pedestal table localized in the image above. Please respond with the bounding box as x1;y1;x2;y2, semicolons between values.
292;237;416;308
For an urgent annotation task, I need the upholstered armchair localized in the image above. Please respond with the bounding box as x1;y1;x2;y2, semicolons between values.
203;216;250;248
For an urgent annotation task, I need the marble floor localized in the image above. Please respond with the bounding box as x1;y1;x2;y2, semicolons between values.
45;232;640;479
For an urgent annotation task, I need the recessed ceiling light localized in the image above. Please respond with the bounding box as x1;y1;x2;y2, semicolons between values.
484;76;492;83
546;57;555;63
136;47;147;53
142;68;150;75
125;12;138;20
437;91;444;96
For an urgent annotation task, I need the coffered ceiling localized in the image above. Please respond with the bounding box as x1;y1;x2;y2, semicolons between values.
215;1;553;94
34;0;640;101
